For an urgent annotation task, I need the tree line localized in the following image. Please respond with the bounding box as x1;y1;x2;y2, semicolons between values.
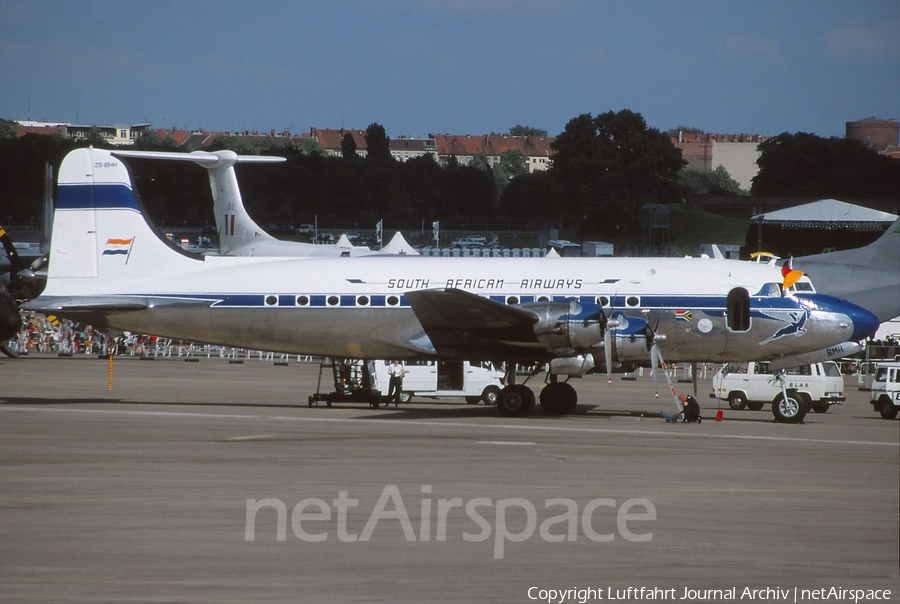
1;112;897;243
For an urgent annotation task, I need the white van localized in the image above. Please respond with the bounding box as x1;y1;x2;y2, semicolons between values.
710;361;844;423
374;360;504;405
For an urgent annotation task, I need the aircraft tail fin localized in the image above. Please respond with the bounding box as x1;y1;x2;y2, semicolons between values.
113;150;285;255
45;147;200;291
795;218;900;323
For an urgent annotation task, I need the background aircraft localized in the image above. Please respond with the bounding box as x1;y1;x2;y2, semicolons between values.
794;222;900;325
23;148;885;421
112;149;418;257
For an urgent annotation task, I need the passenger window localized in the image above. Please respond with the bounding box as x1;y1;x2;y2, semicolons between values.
726;288;750;332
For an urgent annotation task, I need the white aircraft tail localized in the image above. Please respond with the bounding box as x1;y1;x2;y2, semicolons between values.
795;217;900;323
47;147;201;288
113;149;285;255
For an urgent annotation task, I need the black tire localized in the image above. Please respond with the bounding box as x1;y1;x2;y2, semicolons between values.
496;385;536;417
465;396;481;405
539;382;578;415
747;401;765;411
398;391;412;403
728;392;747;410
772;392;808;423
481;385;501;406
878;396;899;420
811;403;829;413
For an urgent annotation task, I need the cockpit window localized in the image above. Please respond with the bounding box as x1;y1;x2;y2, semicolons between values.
755;282;783;297
786;281;815;294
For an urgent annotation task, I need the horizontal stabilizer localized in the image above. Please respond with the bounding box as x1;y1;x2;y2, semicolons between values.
405;289;542;359
112;150;285;166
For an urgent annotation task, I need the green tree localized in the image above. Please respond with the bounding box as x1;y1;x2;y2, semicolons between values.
499;171;551;223
752;132;900;198
0;119;18;141
340;132;357;160
134;129;179;150
707;165;744;196
296;136;326;157
364;123;392;163
509;125;548;137
549;110;685;240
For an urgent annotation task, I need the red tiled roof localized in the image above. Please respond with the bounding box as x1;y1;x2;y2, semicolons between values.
430;134;554;157
309;127;367;151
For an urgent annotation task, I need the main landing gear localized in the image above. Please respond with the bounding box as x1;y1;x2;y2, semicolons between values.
495;363;578;417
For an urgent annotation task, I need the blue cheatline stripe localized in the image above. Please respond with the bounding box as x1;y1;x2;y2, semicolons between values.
115;292;814;314
56;183;139;210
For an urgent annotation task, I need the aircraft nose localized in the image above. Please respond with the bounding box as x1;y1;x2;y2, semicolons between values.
818;296;880;342
843;301;880;342
799;294;880;342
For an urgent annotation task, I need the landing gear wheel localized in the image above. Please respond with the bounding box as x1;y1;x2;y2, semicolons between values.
496;385;536;417
772;392;808;423
539;382;578;415
481;385;501;406
728;392;747;410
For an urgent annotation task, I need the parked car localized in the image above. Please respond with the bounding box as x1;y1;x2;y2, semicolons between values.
450;236;487;249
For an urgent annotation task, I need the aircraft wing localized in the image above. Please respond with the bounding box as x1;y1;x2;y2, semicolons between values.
405;288;546;360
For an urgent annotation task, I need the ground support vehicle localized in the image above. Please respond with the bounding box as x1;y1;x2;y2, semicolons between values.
372;359;503;405
710;361;845;423
870;362;900;419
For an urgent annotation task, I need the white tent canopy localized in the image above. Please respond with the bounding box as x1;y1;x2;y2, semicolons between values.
752;199;898;226
381;232;420;255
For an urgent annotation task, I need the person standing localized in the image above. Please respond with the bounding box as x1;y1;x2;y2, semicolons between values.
387;360;408;406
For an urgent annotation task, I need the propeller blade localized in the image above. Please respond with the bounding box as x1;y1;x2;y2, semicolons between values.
601;309;613;384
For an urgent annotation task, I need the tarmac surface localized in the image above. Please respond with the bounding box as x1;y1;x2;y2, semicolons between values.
1;353;897;603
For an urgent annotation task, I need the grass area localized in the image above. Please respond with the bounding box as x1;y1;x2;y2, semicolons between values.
667;204;749;253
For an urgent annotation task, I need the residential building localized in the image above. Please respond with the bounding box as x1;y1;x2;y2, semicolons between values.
431;133;554;173
673;132;769;191
16;120;152;146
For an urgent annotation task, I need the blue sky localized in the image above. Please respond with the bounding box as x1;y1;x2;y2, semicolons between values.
1;0;897;138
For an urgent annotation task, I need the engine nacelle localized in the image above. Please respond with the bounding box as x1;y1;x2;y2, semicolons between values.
609;315;654;362
519;300;604;355
549;354;597;376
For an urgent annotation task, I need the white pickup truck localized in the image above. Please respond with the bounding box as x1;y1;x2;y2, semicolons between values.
870;362;900;419
710;361;845;423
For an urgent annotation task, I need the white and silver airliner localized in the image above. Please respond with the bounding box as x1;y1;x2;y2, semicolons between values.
24;147;889;418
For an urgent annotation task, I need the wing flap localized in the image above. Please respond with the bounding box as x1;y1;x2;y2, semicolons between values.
405;289;544;359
